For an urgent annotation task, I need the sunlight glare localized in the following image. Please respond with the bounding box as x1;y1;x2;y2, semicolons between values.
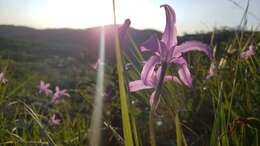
41;0;113;28
89;26;106;146
37;0;164;30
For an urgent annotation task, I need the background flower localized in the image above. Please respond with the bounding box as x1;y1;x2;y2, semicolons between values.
38;81;52;96
240;45;256;59
49;113;62;126
52;86;70;104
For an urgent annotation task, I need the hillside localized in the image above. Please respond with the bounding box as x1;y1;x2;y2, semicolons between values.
0;25;259;86
0;25;161;61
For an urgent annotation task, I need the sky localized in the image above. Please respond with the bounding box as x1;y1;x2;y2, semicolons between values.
0;0;260;34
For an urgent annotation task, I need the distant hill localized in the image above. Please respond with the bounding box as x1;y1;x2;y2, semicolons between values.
0;25;162;85
1;25;259;63
0;25;161;63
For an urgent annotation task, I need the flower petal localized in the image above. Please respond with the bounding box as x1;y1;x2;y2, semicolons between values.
159;41;169;62
149;91;161;109
40;80;44;86
129;80;153;92
149;91;156;107
63;92;70;97
119;19;131;40
164;75;183;85
160;4;177;48
155;66;162;81
141;56;160;85
174;57;192;87
155;65;182;85
55;86;60;92
178;65;192;87
174;41;212;59
240;45;255;59
45;83;50;88
140;35;160;53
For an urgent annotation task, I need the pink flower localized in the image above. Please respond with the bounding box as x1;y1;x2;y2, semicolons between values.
128;5;212;107
137;5;211;88
240;45;256;59
49;113;62;126
38;81;52;96
129;66;182;106
52;86;70;104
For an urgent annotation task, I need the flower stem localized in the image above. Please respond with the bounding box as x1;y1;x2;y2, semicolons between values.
152;63;168;111
149;63;168;146
149;112;156;146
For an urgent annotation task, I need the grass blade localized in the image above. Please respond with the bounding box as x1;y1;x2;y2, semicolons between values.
112;0;134;145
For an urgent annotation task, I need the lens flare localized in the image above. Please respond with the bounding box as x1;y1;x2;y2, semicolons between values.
89;26;105;146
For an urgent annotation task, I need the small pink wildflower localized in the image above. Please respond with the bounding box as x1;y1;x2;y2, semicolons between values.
0;72;8;84
52;86;70;104
49;113;62;126
38;81;53;96
240;45;256;59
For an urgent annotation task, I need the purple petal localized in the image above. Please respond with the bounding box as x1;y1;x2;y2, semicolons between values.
155;67;183;85
140;35;160;53
0;73;3;79
62;92;70;97
55;86;60;92
172;56;186;65
178;64;192;87
149;91;156;107
49;114;62;126
155;66;162;81
159;41;169;62
141;56;160;85
160;5;177;48
174;41;212;59
129;80;153;92
149;91;161;108
240;45;255;59
164;75;183;85
45;83;50;88
40;80;44;86
45;89;53;96
119;19;131;40
174;57;192;87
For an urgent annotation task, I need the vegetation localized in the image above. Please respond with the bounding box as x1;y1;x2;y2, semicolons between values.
0;6;260;146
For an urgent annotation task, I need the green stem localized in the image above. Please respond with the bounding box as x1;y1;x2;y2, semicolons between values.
149;63;168;146
149;112;156;146
152;63;168;111
112;1;134;146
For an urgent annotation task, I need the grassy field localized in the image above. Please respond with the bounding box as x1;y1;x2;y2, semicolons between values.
0;2;260;146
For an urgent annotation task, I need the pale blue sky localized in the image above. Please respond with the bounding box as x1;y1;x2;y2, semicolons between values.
0;0;259;34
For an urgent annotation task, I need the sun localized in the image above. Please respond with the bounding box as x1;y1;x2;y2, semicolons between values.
39;0;114;28
35;0;164;30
